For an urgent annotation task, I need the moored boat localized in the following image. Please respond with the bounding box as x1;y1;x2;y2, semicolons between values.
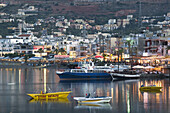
109;70;141;79
27;91;72;99
74;96;112;104
110;72;141;79
56;61;112;80
139;85;162;91
56;69;111;80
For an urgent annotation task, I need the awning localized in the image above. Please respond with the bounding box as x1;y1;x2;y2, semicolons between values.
0;57;4;59
132;65;145;69
54;55;69;58
12;57;20;60
144;66;155;69
3;56;10;59
95;55;104;58
18;57;25;60
48;58;55;61
28;57;42;61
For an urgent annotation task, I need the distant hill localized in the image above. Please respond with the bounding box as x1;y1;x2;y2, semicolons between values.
0;0;169;18
1;0;169;4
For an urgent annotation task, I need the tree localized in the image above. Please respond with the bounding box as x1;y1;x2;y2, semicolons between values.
102;54;107;62
119;48;124;62
54;48;59;55
125;40;131;55
59;48;66;55
168;46;170;50
38;48;44;57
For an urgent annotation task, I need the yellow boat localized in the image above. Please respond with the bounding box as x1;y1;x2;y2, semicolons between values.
27;91;72;99
140;90;162;93
139;85;162;91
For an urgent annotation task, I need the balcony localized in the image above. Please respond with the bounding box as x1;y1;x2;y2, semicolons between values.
150;44;159;48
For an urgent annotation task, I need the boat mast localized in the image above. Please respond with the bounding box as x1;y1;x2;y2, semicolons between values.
117;37;121;72
131;41;134;70
44;68;47;93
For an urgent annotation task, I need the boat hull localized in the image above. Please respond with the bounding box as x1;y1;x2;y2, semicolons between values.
74;97;112;104
27;91;72;99
110;73;141;79
139;86;162;91
57;72;111;80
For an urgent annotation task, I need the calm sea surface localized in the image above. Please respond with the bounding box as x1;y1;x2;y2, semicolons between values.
0;68;170;113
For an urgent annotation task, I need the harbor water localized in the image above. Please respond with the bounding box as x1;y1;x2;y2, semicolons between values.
0;68;170;113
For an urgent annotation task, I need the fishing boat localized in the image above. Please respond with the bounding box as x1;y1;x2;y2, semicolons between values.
74;96;112;104
27;91;72;99
108;39;141;80
109;70;141;79
56;61;111;80
56;69;111;80
139;85;162;91
27;68;72;99
140;90;162;93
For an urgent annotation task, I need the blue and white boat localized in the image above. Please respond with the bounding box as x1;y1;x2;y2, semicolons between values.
56;61;111;80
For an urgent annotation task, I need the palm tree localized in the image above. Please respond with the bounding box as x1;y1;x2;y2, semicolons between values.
125;40;131;55
103;54;107;62
54;48;59;55
38;48;44;57
119;48;124;63
59;48;66;55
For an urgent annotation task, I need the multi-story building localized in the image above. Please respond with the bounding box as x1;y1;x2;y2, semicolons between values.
144;37;168;56
0;38;14;56
0;32;38;56
14;44;34;54
117;19;130;28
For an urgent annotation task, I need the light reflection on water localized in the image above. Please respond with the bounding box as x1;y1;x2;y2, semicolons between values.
0;68;169;113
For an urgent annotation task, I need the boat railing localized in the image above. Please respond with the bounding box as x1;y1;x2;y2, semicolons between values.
70;69;88;73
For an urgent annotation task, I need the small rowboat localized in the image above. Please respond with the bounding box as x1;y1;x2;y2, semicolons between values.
139;85;162;91
27;91;72;99
74;97;112;104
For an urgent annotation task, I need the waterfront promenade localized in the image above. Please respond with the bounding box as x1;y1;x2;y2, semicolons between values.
0;60;169;79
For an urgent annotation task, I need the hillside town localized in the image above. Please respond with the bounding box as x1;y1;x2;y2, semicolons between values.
1;2;170;113
0;4;169;74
